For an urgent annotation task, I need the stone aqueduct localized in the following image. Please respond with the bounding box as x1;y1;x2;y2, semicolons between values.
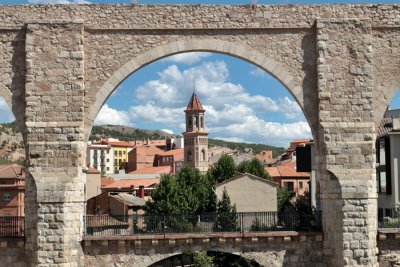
0;3;398;266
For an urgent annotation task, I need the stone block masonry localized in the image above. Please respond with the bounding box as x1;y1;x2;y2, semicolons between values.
0;4;397;266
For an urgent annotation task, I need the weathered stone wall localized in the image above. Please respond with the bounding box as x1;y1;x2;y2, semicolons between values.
0;4;396;266
83;233;324;267
378;230;400;267
316;18;378;266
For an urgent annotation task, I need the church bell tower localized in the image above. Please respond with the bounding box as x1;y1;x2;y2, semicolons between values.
183;92;208;172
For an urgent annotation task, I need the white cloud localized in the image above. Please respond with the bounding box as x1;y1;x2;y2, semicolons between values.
95;104;131;126
162;52;212;65
250;68;269;79
28;0;91;4
98;57;309;147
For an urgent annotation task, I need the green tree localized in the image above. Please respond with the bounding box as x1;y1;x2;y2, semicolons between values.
277;187;294;212
215;188;237;232
208;154;236;184
236;158;271;180
176;166;215;213
144;166;215;215
193;251;214;267
144;174;189;215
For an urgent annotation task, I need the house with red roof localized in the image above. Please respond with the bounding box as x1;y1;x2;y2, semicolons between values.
0;164;26;217
266;166;310;197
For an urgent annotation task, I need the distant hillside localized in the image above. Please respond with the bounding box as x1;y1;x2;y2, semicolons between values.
89;125;178;141
91;125;285;157
208;139;285;158
0;122;286;158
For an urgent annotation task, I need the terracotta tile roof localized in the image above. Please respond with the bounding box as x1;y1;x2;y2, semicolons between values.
265;166;309;178
287;139;311;152
86;167;100;174
0;164;26;179
185;92;205;111
95;139;134;147
101;178;114;187
129;166;171;175
103;178;160;189
132;146;165;156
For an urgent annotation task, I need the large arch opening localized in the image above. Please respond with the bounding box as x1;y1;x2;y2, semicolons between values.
149;250;262;267
376;88;400;226
0;95;26;239
83;47;320;241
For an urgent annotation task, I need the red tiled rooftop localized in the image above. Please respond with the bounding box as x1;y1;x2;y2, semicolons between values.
86;167;100;174
186;92;205;112
128;166;171;175
0;164;26;179
287;139;311;152
103;178;160;189
265;166;309;178
101;178;114;187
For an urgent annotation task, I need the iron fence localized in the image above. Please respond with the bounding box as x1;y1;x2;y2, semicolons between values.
84;211;322;237
0;216;24;237
378;208;400;228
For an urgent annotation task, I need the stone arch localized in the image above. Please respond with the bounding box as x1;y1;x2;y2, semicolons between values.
147;250;264;267
86;38;314;140
374;77;400;126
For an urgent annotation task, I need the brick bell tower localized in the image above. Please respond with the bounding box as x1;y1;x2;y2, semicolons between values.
183;92;209;172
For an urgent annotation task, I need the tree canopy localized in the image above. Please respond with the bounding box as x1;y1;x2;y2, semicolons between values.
236;158;271;180
145;166;215;215
207;154;236;184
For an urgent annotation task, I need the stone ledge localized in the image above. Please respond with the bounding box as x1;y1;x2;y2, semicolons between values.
82;231;324;248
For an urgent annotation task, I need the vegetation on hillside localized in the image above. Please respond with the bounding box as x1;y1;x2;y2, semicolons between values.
89;125;176;141
208;138;285;157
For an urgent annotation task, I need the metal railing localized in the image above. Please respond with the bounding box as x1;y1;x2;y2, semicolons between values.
0;216;24;238
84;211;322;237
378;208;400;228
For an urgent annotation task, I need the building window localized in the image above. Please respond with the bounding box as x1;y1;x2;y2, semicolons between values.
114;159;118;166
119;151;122;157
187;151;192;162
201;149;206;161
106;159;109;163
107;167;110;171
107;150;110;154
3;193;10;202
299;181;303;190
283;182;294;192
114;151;117;156
376;137;391;194
200;116;204;128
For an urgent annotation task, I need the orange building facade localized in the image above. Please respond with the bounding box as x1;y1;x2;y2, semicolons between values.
0;164;26;217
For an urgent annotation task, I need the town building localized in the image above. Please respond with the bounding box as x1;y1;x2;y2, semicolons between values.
86;138;135;175
255;150;274;164
215;172;278;213
376;109;400;219
127;146;165;173
0;164;25;217
183;92;208;172
265;165;310;197
84;167;102;200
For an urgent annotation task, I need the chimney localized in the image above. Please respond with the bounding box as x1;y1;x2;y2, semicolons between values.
139;185;145;199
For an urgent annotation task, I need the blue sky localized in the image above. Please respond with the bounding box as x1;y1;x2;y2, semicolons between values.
0;0;399;147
